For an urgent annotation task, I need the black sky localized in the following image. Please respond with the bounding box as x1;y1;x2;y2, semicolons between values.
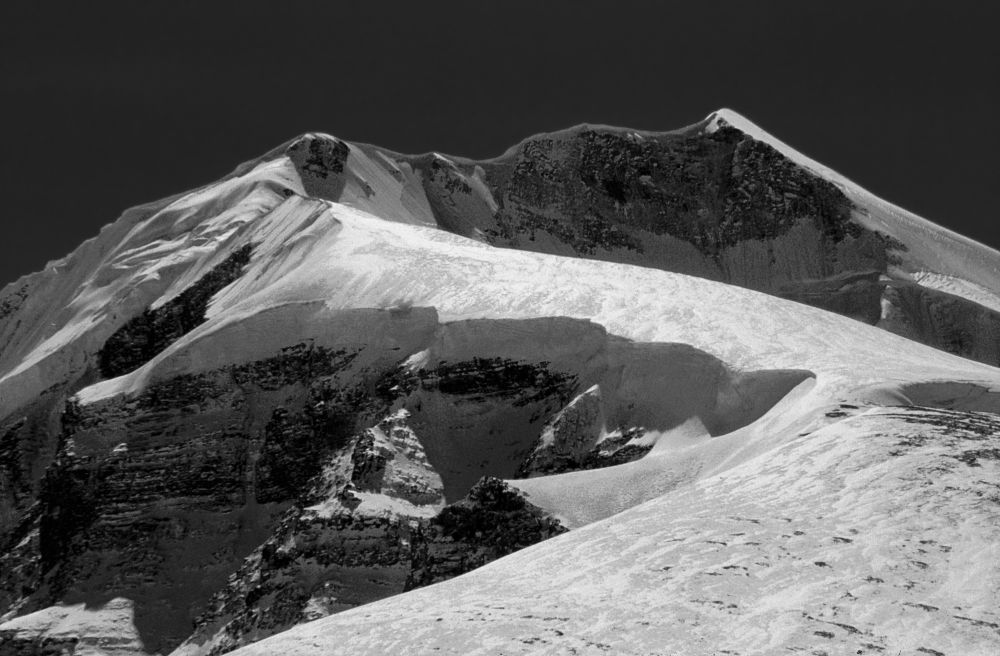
2;1;997;285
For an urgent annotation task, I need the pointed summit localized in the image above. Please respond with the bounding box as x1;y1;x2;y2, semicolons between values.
705;108;849;187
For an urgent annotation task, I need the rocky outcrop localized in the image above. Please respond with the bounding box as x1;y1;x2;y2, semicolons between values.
515;385;652;476
516;385;606;475
172;416;566;656
406;477;567;590
3;336;408;653
412;124;898;290
98;244;255;378
285;135;351;200
878;281;1000;364
0;284;28;324
0;380;82;536
172;411;443;655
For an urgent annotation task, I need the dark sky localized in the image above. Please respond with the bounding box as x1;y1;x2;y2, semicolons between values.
2;1;997;285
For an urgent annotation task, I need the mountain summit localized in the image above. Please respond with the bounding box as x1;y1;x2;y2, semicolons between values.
0;110;998;655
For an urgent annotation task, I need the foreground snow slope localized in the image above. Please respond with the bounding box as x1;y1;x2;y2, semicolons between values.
232;405;1000;656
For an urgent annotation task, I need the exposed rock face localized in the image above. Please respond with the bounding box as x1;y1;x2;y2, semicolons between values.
0;380;85;535
412;124;897;293
517;385;607;476
169;410;440;656
173;418;562;656
406;477;567;590
399;353;579;500
98;244;255;378
0;284;28;324
398;121;1000;368
347;411;445;505
878;281;1000;364
2;329;426;653
515;385;653;476
488;126;861;261
285;135;351;200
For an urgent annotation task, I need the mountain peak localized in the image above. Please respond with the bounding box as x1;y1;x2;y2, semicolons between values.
705;107;759;130
704;108;820;170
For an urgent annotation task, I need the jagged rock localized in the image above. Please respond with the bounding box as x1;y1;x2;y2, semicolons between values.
349;431;389;492
285;135;351;200
439;124;873;274
579;426;652;469
517;384;606;475
406;477;567;590
350;411;445;506
173;410;446;656
0;284;28;323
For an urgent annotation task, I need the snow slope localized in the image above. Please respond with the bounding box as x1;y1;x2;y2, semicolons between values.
73;197;1000;407
231;406;1000;656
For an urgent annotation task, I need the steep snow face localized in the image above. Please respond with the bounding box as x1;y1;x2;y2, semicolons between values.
0;133;440;421
706;108;1000;306
0;155;303;419
228;406;1000;656
67;196;1000;410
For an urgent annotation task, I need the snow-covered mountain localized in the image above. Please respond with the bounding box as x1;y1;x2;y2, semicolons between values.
0;110;997;655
